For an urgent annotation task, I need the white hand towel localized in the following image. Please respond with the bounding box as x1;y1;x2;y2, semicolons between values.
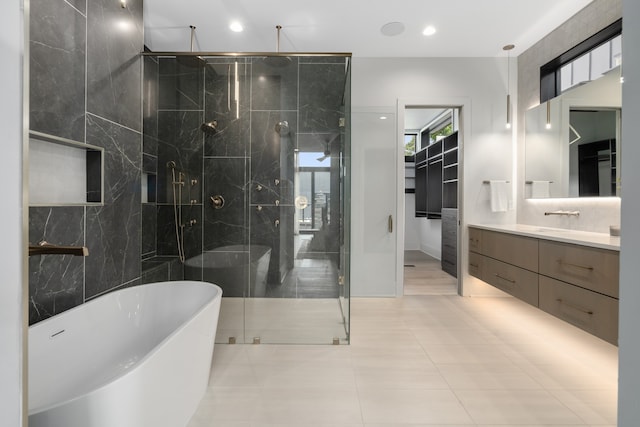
531;180;550;198
490;180;510;212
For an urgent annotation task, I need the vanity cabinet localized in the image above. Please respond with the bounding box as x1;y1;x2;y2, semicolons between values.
468;226;619;345
538;240;619;298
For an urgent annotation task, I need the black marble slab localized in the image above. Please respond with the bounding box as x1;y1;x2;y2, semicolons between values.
203;158;248;250
29;206;85;325
250;111;297;197
85;114;142;298
143;55;159;139
250;57;299;111
157;110;204;203
203;62;250;157
30;0;86;142
299;63;346;133
158;58;204;110
86;0;143;131
141;203;157;256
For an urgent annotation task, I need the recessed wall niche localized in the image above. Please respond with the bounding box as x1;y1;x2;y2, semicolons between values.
29;131;103;206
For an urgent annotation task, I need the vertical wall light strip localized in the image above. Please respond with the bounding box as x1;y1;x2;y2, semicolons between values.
503;44;515;129
234;61;239;119
546;100;551;129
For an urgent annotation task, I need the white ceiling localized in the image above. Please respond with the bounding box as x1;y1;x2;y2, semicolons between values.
143;0;593;57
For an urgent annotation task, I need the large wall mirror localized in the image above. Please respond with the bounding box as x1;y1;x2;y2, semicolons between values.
525;67;621;198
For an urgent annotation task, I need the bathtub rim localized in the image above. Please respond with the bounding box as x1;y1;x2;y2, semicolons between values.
28;280;222;415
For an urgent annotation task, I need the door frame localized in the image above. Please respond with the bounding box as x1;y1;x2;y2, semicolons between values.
396;97;471;297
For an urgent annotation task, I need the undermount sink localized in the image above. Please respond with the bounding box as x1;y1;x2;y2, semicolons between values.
533;227;567;233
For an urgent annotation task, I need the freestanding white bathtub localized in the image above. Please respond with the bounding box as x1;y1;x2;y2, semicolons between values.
28;281;222;427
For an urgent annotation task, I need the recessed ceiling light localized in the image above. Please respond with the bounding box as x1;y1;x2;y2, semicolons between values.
422;26;436;36
381;22;405;37
230;21;243;32
380;116;388;120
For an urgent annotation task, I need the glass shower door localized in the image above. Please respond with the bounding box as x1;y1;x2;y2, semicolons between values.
243;55;350;344
142;52;350;345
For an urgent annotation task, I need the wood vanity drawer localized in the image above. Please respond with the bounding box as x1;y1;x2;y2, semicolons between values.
468;252;483;279
482;257;539;306
482;230;539;272
539;241;619;298
469;227;482;253
539;276;618;345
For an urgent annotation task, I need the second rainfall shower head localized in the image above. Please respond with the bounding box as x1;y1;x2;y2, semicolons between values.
201;120;218;135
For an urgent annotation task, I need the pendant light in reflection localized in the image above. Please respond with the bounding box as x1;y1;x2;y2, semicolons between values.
546;100;552;129
503;44;515;129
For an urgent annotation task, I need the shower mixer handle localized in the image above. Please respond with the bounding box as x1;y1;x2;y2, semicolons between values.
210;195;225;209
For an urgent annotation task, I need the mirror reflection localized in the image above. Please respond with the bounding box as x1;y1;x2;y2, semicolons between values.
525;67;622;198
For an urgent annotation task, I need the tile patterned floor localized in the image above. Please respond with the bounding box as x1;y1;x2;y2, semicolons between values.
189;291;618;426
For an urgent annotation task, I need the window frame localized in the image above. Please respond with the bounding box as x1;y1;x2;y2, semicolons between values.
540;18;622;103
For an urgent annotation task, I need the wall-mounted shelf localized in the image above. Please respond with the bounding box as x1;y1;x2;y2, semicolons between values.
29;130;104;206
414;131;459;218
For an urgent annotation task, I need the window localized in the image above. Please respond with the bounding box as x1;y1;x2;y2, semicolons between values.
559;34;622;93
422;109;455;147
404;133;417;156
540;19;621;102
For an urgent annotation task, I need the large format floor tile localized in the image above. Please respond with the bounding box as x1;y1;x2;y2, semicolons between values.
189;254;618;427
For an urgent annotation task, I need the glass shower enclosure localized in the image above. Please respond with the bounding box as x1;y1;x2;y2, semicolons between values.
141;52;351;344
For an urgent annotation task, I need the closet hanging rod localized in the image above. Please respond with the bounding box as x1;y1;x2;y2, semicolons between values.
482;180;510;184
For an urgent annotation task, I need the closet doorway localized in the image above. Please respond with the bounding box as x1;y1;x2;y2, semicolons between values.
401;106;461;296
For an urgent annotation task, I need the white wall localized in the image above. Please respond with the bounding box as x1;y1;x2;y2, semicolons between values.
403;194;420;250
0;0;25;425
618;1;640;424
351;57;515;296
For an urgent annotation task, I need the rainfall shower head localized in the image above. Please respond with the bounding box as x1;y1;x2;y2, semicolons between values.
201;120;218;135
275;120;289;135
263;25;292;68
177;25;206;69
263;56;292;68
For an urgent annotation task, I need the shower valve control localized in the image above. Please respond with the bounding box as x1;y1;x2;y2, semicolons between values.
256;184;263;191
210;195;225;209
274;179;280;186
274;219;280;228
275;200;280;206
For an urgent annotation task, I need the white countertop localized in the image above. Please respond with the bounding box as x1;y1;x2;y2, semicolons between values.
468;223;620;251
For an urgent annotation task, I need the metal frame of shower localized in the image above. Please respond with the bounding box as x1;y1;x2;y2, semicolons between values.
141;51;351;58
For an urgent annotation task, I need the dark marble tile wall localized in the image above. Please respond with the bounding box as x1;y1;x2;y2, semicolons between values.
30;0;86;142
250;58;299;111
203;158;247;251
203;61;250;157
86;0;143;132
29;207;85;324
28;0;144;324
150;55;348;293
84;114;141;298
299;63;347;133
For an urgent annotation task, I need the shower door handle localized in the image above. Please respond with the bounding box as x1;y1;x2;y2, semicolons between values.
388;215;393;233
